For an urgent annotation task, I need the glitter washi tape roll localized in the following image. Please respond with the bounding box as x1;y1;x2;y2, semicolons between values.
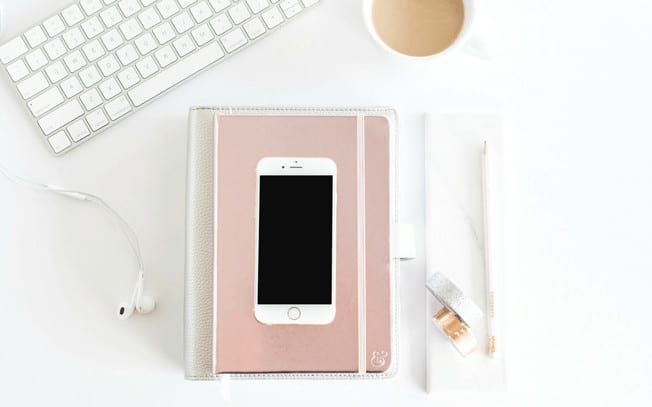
426;272;483;357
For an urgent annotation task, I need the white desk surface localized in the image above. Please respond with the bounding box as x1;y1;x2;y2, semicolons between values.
1;1;651;405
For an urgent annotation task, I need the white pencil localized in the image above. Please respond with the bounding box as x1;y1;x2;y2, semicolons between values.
482;141;497;358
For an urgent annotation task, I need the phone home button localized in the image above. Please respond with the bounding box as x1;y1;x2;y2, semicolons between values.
287;307;301;320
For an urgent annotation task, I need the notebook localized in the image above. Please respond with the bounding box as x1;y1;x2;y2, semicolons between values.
185;107;407;380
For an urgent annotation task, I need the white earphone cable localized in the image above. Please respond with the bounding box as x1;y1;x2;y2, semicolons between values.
0;163;149;305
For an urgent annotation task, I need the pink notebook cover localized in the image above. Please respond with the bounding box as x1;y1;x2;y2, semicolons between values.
214;114;392;374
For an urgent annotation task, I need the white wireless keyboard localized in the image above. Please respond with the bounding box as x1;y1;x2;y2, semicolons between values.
0;0;320;155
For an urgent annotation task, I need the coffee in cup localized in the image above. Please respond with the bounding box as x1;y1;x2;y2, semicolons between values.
366;0;470;59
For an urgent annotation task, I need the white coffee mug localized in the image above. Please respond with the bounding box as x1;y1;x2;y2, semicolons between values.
362;0;488;60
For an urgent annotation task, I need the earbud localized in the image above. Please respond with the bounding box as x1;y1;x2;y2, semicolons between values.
117;301;135;320
117;295;156;320
136;295;156;314
117;270;156;320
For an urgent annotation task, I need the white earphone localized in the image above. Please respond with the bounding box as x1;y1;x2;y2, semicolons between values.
0;164;156;319
117;270;156;320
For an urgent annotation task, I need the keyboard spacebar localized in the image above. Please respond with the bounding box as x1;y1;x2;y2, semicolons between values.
128;43;225;107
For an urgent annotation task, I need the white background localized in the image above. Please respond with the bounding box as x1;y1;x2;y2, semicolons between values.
1;0;651;405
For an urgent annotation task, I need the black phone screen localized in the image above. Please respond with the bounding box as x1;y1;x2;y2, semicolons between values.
257;175;334;305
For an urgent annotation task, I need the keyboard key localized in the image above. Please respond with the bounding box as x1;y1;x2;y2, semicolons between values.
80;88;103;109
62;5;85;26
191;24;214;46
173;35;196;57
105;95;132;120
82;39;106;61
279;0;298;10
262;7;283;28
44;38;67;60
43;15;66;37
283;4;302;18
82;16;105;38
280;0;301;18
24;26;47;48
138;8;161;30
209;14;232;35
27;87;64;117
243;17;265;39
120;19;143;40
154;45;177;67
45;61;68;83
209;0;230;13
129;42;224;106
116;44;139;65
153;22;176;44
100;6;123;27
61;76;84;97
229;3;251;24
118;0;141;17
68;120;91;142
101;29;124;51
135;56;158;77
79;66;102;87
17;72;49;99
63;27;86;49
38;100;84;135
157;0;179;19
86;109;109;131
6;60;30;82
25;49;48;71
190;1;212;23
64;50;87;72
80;0;104;15
98;54;120;76
172;12;194;33
117;66;140;88
48;131;72;153
135;33;157;54
0;37;28;64
99;77;121;99
179;0;197;8
221;28;247;52
247;0;269;14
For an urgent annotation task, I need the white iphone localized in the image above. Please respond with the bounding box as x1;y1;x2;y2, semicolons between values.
254;157;337;325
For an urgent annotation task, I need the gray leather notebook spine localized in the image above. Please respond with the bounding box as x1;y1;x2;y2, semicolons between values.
185;108;216;380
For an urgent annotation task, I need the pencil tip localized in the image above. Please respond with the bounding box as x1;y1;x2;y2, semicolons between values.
483;141;487;154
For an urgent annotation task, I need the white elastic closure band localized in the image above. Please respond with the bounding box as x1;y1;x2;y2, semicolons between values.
356;115;367;374
220;373;232;405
